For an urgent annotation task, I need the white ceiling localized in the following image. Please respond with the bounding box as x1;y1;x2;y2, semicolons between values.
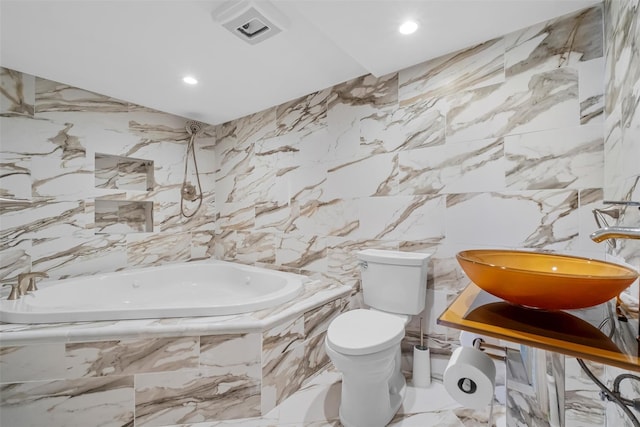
1;0;599;126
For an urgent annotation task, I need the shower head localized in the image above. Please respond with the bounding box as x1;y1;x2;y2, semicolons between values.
185;120;205;136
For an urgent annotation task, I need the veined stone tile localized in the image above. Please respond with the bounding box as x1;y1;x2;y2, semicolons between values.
579;58;605;124
0;155;31;200
275;234;327;273
446;67;579;144
230;231;276;265
304;298;346;339
446;190;580;251
65;337;199;378
323;152;398;200
399;37;505;106
326;102;365;165
126;232;191;268
505;125;604;190
30;233;127;280
325;238;398;289
255;201;297;233
0;243;31;282
200;333;261;378
575;188;605;254
263;315;305;361
261;344;305;415
0;343;66;383
355;195;446;242
359;106;404;154
397;138;504;195
292;197;359;238
0;200;87;241
564;357;605;427
0;376;134;427
0;68;35;117
275;88;330;136
216;200;255;232
505;6;603;78
329;73;398;108
35;78;129;113
191;230;216;260
393;97;447;151
31;155;94;200
135;370;260;427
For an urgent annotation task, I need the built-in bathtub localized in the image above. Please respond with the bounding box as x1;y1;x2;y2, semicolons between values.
0;262;351;427
0;260;304;324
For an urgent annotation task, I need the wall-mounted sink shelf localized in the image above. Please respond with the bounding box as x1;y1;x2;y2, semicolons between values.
438;283;640;372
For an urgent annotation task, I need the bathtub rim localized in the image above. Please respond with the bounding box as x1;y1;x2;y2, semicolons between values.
0;274;351;347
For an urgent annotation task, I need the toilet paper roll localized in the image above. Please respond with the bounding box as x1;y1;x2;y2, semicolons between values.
443;346;496;409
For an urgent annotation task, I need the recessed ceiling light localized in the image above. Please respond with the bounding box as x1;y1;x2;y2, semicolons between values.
183;76;198;85
399;20;418;35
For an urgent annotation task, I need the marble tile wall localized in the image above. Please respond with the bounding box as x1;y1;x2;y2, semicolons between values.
602;1;640;426
0;68;217;284
212;5;608;380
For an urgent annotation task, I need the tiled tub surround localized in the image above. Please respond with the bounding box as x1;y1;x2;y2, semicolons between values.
0;279;350;427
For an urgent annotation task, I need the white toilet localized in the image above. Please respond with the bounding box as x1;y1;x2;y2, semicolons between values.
325;249;431;427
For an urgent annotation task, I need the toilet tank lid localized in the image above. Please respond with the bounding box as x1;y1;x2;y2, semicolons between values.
357;249;432;266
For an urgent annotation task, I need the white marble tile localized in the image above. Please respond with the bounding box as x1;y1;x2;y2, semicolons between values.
0;376;134;427
398;138;504;195
275;234;327;273
200;333;261;378
322;152;397;200
505;124;604;190
126;232;191;268
399;38;505;106
0;343;67;383
1;68;35;117
446;190;580;251
579;58;605;124
30;233;128;280
355;195;446;242
446;67;580;144
504;6;603;78
135;369;261;427
275;88;330;136
65;336;199;377
564;357;605;427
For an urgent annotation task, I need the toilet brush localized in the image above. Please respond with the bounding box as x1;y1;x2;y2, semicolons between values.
413;317;431;387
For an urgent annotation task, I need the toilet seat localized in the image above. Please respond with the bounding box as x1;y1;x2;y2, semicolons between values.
326;309;405;356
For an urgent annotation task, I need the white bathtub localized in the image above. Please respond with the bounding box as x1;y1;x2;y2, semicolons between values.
0;260;305;324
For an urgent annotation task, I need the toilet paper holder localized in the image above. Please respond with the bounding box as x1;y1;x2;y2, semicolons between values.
472;338;506;362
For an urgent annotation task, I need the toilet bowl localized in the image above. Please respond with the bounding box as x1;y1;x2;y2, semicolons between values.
325;249;431;427
325;309;407;427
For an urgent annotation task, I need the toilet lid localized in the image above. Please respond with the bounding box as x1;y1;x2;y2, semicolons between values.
327;309;406;356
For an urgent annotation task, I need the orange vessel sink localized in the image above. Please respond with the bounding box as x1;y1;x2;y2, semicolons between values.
456;250;639;310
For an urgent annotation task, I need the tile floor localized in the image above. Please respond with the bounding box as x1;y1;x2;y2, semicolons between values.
171;367;506;427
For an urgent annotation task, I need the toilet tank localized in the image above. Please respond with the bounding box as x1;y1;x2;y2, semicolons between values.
357;249;432;315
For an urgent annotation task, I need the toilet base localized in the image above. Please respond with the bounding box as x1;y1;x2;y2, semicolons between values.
327;341;406;427
339;374;406;427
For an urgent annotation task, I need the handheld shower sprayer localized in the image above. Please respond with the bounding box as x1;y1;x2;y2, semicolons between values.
180;121;205;218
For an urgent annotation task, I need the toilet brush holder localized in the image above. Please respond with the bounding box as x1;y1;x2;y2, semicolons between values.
413;345;431;387
412;317;431;387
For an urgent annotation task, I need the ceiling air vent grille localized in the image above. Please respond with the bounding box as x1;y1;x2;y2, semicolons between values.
213;1;288;45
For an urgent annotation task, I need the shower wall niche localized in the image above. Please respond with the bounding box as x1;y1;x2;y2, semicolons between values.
95;153;154;191
94;153;154;234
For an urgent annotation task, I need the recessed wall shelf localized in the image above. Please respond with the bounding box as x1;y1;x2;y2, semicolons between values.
95;153;154;191
94;199;153;234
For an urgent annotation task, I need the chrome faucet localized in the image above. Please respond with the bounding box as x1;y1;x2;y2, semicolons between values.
590;226;640;243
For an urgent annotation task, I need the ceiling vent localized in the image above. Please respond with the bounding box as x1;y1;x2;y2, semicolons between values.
212;1;289;45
